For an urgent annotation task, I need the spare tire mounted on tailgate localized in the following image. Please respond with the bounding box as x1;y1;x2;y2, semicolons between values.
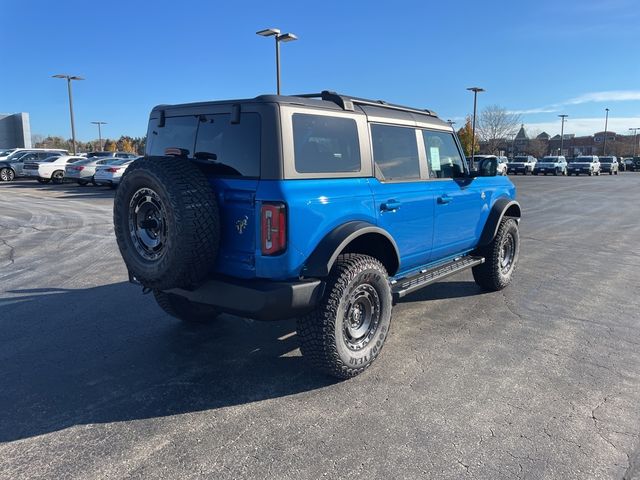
113;157;220;290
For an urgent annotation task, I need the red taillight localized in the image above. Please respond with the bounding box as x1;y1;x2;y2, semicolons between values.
261;203;286;255
106;167;119;173
77;166;84;171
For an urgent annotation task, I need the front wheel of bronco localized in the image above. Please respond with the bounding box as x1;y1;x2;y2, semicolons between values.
297;254;393;379
153;290;221;323
472;218;520;291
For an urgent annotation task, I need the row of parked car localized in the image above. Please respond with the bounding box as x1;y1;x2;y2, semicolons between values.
0;148;139;188
474;154;640;177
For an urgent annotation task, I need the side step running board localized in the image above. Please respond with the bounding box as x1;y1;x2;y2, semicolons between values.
392;255;485;299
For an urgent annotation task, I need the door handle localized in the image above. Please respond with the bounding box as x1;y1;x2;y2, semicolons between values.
381;199;401;212
437;195;452;205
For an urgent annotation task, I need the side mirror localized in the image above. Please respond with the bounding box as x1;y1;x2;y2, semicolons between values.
476;157;498;177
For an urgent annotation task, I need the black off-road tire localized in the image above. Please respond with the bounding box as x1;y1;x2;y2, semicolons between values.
473;218;520;292
114;157;220;290
297;254;393;379
153;290;221;323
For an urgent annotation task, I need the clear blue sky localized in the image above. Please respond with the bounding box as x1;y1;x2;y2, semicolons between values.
2;0;639;140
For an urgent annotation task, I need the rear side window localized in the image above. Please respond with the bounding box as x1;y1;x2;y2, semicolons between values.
371;124;420;181
293;114;361;173
147;116;198;157
195;113;261;177
421;130;466;179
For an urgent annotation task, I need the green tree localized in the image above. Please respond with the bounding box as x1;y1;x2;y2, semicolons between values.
457;116;479;157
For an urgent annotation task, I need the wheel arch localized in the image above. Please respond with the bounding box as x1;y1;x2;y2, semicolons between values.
477;198;521;248
302;221;400;278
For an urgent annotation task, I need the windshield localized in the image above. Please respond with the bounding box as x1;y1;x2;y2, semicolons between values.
513;157;529;162
87;151;116;158
574;157;593;162
542;157;559;162
6;151;31;161
0;149;16;156
599;157;613;163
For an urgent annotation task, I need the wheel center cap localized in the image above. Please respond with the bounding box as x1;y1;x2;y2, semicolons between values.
351;304;363;327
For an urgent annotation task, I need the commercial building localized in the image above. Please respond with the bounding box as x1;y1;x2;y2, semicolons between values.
0;113;32;148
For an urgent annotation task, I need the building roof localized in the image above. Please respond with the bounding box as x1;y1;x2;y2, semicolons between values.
536;132;550;140
515;124;528;140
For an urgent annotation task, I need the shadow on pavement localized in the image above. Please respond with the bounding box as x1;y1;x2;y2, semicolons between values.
399;280;487;303
0;282;337;442
0;179;115;199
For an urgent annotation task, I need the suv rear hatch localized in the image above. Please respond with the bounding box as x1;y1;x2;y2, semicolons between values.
145;109;263;278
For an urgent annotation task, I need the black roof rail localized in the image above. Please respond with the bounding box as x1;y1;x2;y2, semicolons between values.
294;90;438;117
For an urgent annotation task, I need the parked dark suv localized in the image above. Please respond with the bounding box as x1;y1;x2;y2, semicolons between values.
113;91;522;379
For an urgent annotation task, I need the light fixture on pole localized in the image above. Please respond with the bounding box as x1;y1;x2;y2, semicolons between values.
602;108;610;156
558;114;568;157
466;87;485;168
91;121;107;151
257;28;298;95
52;74;84;155
447;119;456;128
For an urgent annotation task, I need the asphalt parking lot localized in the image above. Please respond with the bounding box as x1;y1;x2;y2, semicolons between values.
1;174;639;480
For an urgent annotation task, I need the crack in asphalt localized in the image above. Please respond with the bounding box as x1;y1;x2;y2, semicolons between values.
0;238;15;265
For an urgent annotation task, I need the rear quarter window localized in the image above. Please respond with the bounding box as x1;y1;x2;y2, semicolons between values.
292;113;361;173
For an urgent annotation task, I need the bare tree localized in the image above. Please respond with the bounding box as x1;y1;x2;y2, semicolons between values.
477;105;521;154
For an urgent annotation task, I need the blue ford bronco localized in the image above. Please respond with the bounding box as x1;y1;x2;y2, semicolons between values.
113;91;521;379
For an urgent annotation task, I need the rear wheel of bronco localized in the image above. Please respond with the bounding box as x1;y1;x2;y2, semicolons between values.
473;218;519;292
114;157;220;290
153;290;220;323
297;254;393;379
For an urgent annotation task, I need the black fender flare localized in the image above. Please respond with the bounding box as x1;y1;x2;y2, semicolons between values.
477;198;521;247
302;221;400;277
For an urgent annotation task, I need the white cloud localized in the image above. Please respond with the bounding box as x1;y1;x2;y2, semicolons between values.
521;117;640;137
510;90;640;118
507;107;560;115
566;90;640;105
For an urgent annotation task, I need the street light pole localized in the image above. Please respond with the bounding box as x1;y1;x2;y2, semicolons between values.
91;121;107;151
52;74;84;155
257;28;298;95
603;108;610;156
466;87;485;168
558;114;568;157
630;128;640;157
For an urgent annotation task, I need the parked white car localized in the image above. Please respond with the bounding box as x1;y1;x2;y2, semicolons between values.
22;155;85;184
94;158;137;188
533;156;568;176
65;157;121;185
567;156;601;176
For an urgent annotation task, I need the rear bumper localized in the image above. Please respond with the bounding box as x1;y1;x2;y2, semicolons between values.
165;277;324;321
